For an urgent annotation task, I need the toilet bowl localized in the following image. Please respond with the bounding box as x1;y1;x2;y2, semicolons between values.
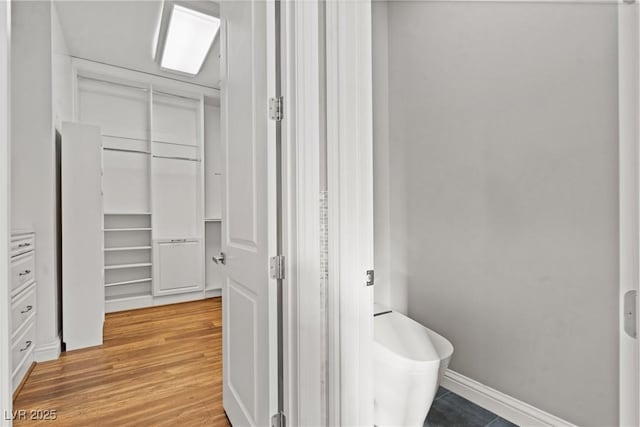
374;305;454;427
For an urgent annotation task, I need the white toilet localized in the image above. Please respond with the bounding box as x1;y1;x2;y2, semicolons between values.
374;304;454;427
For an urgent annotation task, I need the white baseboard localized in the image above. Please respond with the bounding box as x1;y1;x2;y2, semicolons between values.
105;294;154;313
105;290;220;314
152;291;208;307
33;335;61;362
441;369;576;427
205;288;221;298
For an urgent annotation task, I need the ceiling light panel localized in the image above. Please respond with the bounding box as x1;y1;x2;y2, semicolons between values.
160;5;220;75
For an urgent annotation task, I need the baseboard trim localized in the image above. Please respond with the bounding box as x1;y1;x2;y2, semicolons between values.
441;369;576;427
205;288;222;298
13;362;35;402
33;335;61;362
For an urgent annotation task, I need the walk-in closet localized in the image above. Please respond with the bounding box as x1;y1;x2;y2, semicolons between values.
62;60;223;349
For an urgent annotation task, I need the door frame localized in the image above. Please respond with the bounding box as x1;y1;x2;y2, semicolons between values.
279;0;326;425
279;1;375;425
619;2;640;426
325;1;375;425
0;0;11;424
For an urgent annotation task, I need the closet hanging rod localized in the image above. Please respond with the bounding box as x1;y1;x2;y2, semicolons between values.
152;155;200;162
103;147;151;155
78;75;149;92
152;139;198;148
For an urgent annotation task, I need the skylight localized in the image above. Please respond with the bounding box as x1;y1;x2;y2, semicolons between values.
159;5;220;75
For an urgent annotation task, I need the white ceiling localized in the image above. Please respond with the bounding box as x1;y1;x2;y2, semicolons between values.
55;1;220;88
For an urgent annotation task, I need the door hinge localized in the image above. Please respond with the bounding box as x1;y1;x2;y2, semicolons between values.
270;255;285;280
269;96;284;121
366;269;375;287
271;412;286;427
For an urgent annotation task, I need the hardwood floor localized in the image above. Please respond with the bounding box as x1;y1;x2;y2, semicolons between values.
13;298;230;426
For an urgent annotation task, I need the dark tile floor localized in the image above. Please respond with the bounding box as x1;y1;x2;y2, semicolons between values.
424;387;519;427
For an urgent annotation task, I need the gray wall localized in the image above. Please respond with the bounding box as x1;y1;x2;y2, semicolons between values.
373;2;619;425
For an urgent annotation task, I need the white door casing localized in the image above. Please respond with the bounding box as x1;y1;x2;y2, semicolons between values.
326;0;375;425
619;2;640;425
0;0;11;423
220;1;279;425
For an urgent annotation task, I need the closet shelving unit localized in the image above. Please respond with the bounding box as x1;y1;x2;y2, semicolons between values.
76;75;156;310
150;89;205;300
73;59;221;313
103;210;153;308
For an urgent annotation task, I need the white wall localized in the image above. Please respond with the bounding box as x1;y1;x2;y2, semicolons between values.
52;2;72;129
373;2;619;426
0;0;12;422
11;0;62;361
372;1;409;314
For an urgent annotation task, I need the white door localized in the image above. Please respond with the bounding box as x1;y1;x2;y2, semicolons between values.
219;1;278;426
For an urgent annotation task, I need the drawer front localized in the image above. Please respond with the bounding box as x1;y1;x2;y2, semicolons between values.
11;285;36;337
11;234;35;258
12;322;35;375
10;253;35;295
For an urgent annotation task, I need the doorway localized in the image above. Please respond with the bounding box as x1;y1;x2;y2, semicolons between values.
6;1;284;425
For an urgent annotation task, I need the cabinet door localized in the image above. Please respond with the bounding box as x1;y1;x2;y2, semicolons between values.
154;240;203;296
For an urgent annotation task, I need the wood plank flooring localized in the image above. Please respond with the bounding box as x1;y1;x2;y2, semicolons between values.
13;298;230;426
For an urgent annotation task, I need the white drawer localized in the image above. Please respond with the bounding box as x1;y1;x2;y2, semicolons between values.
11;285;36;338
10;233;35;258
12;322;35;375
10;252;35;296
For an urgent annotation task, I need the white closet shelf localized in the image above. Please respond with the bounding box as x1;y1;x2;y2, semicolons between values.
105;278;152;287
103;228;152;232
205;218;222;222
104;212;151;216
105;292;152;302
102;134;149;143
104;246;152;252
104;262;152;270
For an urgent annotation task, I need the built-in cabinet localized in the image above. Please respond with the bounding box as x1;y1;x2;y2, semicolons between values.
156;240;203;295
10;232;37;394
71;59;222;315
61;122;104;350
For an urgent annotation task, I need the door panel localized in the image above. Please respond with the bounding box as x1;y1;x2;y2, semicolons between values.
220;1;277;425
154;240;203;295
225;11;259;248
227;280;257;420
